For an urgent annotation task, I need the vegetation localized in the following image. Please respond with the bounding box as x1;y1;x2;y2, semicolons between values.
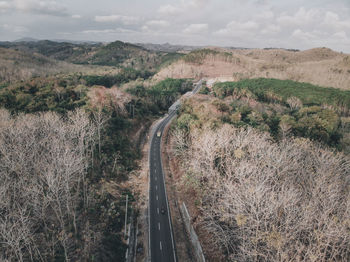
0;40;183;72
203;78;350;151
0;74;190;261
183;49;220;64
170;77;350;261
213;78;350;114
0;75;88;114
82;68;154;87
0;109;129;261
127;78;193;114
172;124;350;262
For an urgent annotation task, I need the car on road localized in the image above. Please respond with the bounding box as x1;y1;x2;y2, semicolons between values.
157;131;161;137
161;206;166;214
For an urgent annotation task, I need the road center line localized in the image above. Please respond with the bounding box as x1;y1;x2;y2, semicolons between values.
158;222;160;231
157;208;159;214
156;195;158;201
155;185;157;190
160;241;162;251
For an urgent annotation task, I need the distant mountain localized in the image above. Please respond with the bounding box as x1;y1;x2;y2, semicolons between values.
0;39;183;71
14;37;40;42
135;42;201;52
51;39;102;45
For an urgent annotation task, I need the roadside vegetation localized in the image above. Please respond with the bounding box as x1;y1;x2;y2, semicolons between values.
171;78;350;261
176;78;350;152
0;39;191;260
127;78;193;114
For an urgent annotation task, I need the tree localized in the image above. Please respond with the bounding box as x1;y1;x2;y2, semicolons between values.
174;124;350;262
0;109;96;261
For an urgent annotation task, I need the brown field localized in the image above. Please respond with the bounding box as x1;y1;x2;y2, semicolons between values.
155;47;350;90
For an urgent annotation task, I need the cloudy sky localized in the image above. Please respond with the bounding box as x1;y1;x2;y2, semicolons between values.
0;0;350;52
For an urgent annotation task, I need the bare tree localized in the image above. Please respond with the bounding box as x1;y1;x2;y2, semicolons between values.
174;124;350;262
0;109;96;261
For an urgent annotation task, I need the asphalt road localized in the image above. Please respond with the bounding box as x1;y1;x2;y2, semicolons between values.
149;110;177;262
149;80;202;262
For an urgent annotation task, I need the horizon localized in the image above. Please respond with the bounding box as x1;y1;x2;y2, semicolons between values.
0;0;350;53
3;37;346;54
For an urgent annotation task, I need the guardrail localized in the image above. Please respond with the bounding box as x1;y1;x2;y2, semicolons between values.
180;203;206;262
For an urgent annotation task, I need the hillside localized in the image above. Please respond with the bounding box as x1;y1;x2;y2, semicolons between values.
155;47;350;90
168;78;350;261
0;40;182;71
0;47;83;84
0;46;127;85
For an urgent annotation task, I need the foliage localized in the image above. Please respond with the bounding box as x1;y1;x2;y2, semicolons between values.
82;68;154;87
0;75;88;114
183;49;220;64
176;87;345;149
199;84;210;94
213;78;350;115
0;40;184;72
127;78;193;114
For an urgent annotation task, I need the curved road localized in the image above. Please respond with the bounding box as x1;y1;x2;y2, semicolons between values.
148;80;202;262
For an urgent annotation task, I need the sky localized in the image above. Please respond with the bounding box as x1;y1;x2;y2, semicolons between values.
0;0;350;52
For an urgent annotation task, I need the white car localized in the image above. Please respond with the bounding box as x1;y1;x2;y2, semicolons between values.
157;131;161;137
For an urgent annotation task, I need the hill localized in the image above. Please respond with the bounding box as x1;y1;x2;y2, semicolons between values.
0;40;183;71
155;47;350;90
0;47;83;84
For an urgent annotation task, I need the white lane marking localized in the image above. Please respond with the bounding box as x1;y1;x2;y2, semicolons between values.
160;241;162;251
156;195;158;201
155;185;157;190
155;177;157;181
158;222;161;231
157;208;159;214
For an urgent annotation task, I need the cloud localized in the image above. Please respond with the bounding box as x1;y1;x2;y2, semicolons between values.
157;4;181;15
146;20;170;28
257;10;274;20
72;14;81;19
292;29;317;41
277;7;321;27
13;0;68;16
2;23;28;33
215;20;259;37
333;31;348;40
158;0;210;15
323;11;350;30
0;1;11;12
81;28;136;34
183;23;208;34
94;15;139;25
184;0;209;9
261;24;281;35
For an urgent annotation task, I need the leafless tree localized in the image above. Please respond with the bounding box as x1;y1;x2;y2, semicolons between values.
174;124;350;262
0;109;96;261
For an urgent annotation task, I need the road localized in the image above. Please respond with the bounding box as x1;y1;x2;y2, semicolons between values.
149;80;202;262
